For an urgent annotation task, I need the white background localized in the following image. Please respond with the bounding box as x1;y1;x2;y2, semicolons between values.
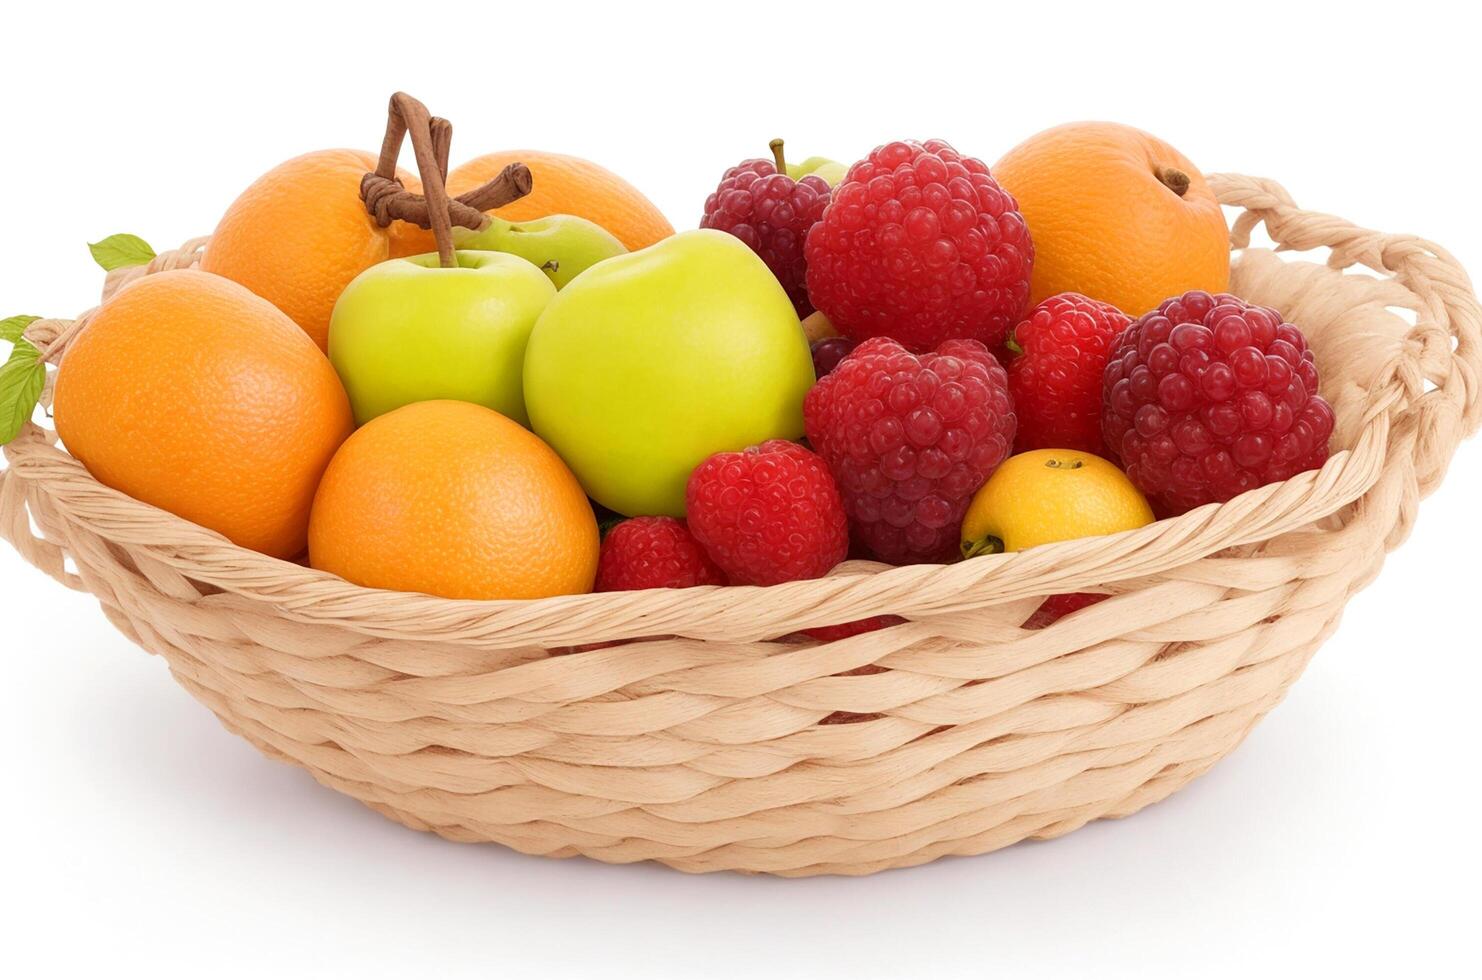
5;3;1479;976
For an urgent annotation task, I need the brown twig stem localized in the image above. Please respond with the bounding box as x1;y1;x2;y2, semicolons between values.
359;92;533;268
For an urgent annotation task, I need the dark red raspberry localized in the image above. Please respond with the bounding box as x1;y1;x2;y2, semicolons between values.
685;440;849;586
804;139;1033;352
804;337;1016;564
1007;293;1130;456
700;142;831;318
1102;290;1336;515
802;616;904;642
1023;593;1106;629
810;336;857;379
595;517;727;591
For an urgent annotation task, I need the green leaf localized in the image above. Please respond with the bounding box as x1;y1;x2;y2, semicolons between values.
0;340;47;444
88;233;155;272
0;315;40;345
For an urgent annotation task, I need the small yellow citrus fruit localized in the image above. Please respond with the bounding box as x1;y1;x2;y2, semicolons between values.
960;449;1155;558
802;310;839;342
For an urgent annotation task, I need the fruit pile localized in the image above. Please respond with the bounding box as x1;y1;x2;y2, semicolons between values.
2;95;1337;634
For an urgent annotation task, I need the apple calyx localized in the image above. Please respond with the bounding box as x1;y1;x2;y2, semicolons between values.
359;92;534;268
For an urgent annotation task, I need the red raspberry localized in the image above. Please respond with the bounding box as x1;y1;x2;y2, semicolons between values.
595;517;727;591
1023;593;1106;629
1007;293;1130;456
804;139;1033;352
700;145;831;318
802;616;904;642
810;336;857;379
804;337;1016;564
685;440;849;586
1102;290;1336;515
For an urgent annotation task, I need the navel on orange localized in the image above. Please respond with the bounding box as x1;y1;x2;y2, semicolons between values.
993;122;1229;317
53;270;353;559
308;400;599;600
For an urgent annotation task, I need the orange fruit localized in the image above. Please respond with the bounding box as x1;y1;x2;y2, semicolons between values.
391;149;673;256
308;400;599;600
53;270;353;559
201;149;421;351
993;122;1229;317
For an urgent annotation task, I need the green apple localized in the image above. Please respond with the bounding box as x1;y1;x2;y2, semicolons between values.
523;229;814;517
329;251;556;427
786;155;848;186
770;138;847;186
452;214;626;289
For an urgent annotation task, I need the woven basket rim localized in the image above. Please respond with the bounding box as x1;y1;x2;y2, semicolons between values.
1;414;1390;638
3;172;1479;648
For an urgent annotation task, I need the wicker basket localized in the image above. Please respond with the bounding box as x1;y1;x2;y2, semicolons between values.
2;174;1478;876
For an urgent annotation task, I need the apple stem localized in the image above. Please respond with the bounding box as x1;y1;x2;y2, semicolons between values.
770;138;787;175
360;92;535;268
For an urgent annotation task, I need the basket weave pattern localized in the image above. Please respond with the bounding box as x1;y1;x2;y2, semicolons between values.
3;175;1479;876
